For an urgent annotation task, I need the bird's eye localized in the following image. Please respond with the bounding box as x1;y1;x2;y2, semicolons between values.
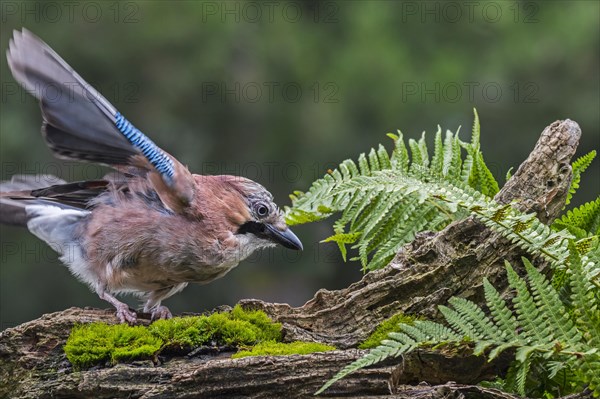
255;203;269;217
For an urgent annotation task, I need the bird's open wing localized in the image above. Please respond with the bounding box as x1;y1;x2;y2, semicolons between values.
6;29;195;213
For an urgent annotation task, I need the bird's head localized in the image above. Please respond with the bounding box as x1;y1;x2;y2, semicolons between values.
194;175;303;251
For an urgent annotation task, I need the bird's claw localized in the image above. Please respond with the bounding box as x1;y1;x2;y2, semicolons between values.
115;304;138;325
151;305;173;321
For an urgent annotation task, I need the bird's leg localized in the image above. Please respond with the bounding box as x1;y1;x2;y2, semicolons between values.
143;287;175;321
96;286;137;324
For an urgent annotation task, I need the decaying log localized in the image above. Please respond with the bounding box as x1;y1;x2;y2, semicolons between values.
0;120;583;398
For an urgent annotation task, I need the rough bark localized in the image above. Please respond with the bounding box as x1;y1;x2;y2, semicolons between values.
0;120;584;398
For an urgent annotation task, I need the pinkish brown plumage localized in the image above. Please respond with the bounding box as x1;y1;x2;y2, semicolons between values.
0;29;302;323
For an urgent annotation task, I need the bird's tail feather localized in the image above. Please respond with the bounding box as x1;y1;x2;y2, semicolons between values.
0;175;79;226
0;197;30;227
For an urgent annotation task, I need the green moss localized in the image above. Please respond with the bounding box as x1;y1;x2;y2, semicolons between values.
232;341;336;359
148;316;211;348
229;305;281;342
358;313;416;349
209;313;270;346
64;305;282;369
148;305;281;348
64;323;162;369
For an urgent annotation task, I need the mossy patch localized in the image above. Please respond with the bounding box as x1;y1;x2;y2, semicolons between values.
63;323;162;369
358;313;416;349
148;306;281;349
232;341;336;359
64;305;281;369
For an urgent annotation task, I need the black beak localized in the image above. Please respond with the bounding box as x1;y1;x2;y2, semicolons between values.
265;224;303;250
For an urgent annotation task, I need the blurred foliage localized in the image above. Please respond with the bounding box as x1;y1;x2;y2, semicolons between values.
0;1;598;328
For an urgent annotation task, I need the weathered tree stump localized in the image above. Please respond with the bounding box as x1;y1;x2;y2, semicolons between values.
0;120;587;399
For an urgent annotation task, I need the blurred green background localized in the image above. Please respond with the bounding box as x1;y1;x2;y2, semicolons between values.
1;1;598;329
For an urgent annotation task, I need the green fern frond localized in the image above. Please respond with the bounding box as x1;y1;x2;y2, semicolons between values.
480;213;573;268
431;180;574;268
505;167;514;181
408;132;430;169
393;324;431;342
320;172;459;270
443;297;498;340
315;317;468;395
523;259;582;347
506;262;554;345
322;232;362;244
575;236;599;255
330;168;575;271
460;109;499;197
388;131;410;172
314;332;418;395
445;130;463;180
318;255;600;396
566;150;596;206
568;245;600;349
554;196;600;237
412;320;462;342
475;152;500;196
430;127;444;174
483;278;519;343
515;355;533;397
471;108;481;148
572;259;600;399
286;112;502;270
284;208;327;225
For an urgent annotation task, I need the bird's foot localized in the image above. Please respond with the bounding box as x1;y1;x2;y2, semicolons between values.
151;305;172;321
97;287;138;324
115;303;138;324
